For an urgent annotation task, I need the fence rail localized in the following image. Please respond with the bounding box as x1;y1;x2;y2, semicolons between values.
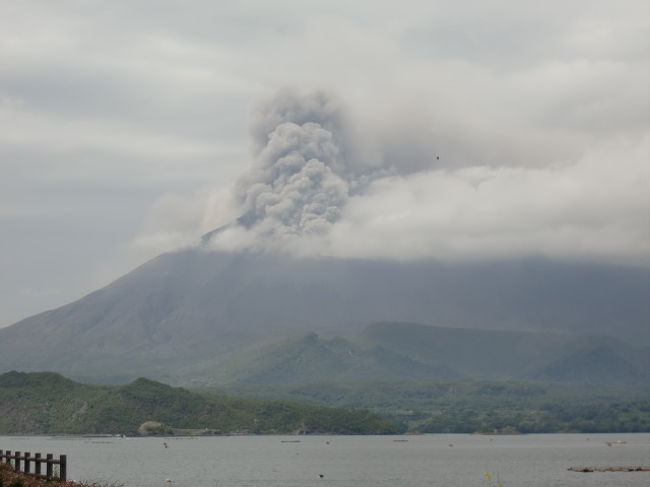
0;449;67;481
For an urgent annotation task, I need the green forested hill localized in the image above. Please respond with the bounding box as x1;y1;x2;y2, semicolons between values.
0;371;396;435
212;380;650;434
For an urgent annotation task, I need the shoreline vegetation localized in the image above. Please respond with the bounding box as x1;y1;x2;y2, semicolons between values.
1;371;649;436
212;380;650;435
0;372;396;436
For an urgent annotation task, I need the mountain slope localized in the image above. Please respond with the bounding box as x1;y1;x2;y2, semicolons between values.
184;333;459;386
357;322;650;384
180;322;650;387
0;249;647;382
528;340;648;384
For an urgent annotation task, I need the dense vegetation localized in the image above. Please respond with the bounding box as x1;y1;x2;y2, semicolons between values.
211;380;650;434
3;371;648;436
0;372;396;435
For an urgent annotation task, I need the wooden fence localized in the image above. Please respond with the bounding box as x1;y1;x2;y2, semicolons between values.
0;449;67;481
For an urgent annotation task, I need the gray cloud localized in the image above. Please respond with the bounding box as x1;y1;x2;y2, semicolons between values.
204;88;649;264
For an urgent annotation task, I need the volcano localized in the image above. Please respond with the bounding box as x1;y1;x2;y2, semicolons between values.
0;247;647;384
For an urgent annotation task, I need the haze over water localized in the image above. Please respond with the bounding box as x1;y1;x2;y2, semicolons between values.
2;434;649;487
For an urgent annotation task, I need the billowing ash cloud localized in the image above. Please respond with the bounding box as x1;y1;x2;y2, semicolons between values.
206;90;405;245
248;90;346;158
235;121;348;236
234;92;349;238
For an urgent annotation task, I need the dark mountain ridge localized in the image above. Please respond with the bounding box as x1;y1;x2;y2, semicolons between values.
181;322;650;387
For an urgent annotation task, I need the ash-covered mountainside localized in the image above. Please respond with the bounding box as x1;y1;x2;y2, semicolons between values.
0;248;648;382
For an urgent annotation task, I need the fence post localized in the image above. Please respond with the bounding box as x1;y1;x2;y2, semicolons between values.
59;454;67;481
46;453;53;480
1;450;66;481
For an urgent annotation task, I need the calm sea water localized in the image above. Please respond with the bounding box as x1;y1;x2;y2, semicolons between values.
1;434;649;487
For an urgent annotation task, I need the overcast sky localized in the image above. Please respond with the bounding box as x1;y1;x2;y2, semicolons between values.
1;0;648;327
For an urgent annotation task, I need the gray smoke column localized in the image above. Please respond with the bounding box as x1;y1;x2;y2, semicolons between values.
230;90;353;239
202;89;437;249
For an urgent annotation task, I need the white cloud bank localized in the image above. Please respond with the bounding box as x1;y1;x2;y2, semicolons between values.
130;83;648;266
192;90;648;265
326;135;649;262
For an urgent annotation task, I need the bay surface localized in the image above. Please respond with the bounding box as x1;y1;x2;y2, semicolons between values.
1;433;649;486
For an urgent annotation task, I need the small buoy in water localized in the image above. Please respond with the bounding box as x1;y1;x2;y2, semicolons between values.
163;442;168;448
319;474;324;478
326;441;330;445
448;443;453;447
165;479;173;483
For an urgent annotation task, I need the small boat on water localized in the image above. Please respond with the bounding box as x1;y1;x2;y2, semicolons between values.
568;466;649;472
606;440;627;446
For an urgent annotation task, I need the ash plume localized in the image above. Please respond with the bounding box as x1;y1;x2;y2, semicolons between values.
205;89;405;247
234;104;349;237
